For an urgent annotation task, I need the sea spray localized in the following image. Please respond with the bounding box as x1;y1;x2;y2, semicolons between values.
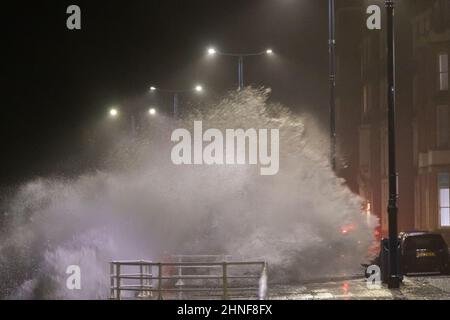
0;88;378;299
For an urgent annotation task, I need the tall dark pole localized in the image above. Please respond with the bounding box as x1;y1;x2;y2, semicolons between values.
386;0;400;289
328;0;336;171
238;55;244;90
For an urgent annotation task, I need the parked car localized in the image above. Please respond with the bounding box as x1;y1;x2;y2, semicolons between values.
398;231;449;275
364;231;450;279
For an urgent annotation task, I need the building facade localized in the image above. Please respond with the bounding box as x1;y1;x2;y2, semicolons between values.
336;1;416;238
412;0;450;242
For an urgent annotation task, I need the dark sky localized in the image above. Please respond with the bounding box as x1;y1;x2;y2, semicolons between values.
2;0;332;186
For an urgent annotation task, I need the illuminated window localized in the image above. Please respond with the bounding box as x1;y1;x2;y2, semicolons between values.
439;173;450;227
439;53;448;91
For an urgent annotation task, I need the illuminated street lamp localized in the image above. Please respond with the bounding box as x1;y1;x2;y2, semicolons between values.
207;48;217;56
148;108;156;116
206;47;274;90
149;84;205;118
109;108;119;117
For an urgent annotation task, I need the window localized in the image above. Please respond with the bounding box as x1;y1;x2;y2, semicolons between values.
363;85;368;115
404;235;446;251
439;53;448;91
439;173;450;227
437;105;449;148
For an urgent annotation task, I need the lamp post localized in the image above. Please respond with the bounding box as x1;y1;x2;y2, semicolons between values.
385;0;400;289
150;85;204;118
328;0;337;171
207;47;274;90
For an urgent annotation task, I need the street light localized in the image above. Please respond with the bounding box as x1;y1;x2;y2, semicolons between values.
207;47;217;56
148;108;156;116
206;47;274;90
109;108;119;117
385;0;400;290
150;84;205;118
328;0;337;172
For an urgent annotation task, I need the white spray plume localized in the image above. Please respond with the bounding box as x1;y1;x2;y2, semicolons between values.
0;88;378;299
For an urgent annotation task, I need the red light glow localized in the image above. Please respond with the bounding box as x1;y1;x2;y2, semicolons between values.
340;224;356;234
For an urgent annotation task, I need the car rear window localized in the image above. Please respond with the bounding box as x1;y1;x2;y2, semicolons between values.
404;235;446;250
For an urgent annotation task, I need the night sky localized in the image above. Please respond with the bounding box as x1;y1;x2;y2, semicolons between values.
3;0;330;186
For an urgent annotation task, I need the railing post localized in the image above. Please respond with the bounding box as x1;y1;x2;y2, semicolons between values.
158;263;163;300
139;262;144;298
222;262;229;300
110;263;115;299
178;256;183;300
116;263;121;300
145;264;152;298
259;262;268;300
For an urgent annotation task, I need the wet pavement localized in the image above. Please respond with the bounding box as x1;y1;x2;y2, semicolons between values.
268;275;450;300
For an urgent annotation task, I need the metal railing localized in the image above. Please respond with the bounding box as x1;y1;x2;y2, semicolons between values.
110;260;154;300
109;259;268;300
171;255;233;299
